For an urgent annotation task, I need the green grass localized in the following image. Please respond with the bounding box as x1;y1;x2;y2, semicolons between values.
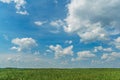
0;68;120;80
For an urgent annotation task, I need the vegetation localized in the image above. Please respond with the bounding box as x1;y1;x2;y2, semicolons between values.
0;68;120;80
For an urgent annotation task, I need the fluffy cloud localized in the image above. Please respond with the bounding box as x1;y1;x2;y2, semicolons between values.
50;19;64;27
94;46;112;52
113;37;120;49
0;0;28;15
11;38;37;52
101;52;120;61
49;44;73;59
34;21;45;26
72;51;95;61
64;0;120;42
50;19;65;33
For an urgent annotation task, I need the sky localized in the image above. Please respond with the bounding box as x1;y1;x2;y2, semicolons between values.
0;0;120;68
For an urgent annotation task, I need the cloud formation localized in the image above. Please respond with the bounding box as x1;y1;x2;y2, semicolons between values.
72;51;95;61
50;19;65;33
113;37;120;49
101;52;120;61
94;46;112;52
11;38;37;52
34;21;46;26
49;44;73;59
50;19;64;27
64;0;120;42
0;0;28;15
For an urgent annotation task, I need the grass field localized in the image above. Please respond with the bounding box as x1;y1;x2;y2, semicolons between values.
0;68;120;80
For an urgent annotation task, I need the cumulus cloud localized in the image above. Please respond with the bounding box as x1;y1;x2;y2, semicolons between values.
49;44;73;59
50;19;65;33
113;37;120;49
11;38;37;52
34;21;46;26
0;0;28;15
94;46;112;52
50;19;64;27
72;51;95;61
64;0;120;42
101;52;120;61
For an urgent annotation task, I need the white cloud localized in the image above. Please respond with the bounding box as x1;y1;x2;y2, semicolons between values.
72;51;95;61
113;37;120;49
50;19;65;33
49;44;73;59
65;40;72;44
77;23;108;42
64;0;120;42
50;19;64;27
16;10;28;15
94;46;112;52
101;52;120;61
0;0;28;15
34;21;46;26
11;38;37;52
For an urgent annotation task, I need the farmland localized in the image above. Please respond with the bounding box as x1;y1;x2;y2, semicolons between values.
0;68;120;80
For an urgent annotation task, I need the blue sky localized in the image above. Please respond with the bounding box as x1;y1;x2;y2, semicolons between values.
0;0;120;68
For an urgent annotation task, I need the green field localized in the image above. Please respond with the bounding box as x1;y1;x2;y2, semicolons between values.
0;68;120;80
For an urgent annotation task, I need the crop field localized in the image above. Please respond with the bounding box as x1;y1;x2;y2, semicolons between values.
0;68;120;80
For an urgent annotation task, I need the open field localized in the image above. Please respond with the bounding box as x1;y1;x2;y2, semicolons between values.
0;68;120;80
